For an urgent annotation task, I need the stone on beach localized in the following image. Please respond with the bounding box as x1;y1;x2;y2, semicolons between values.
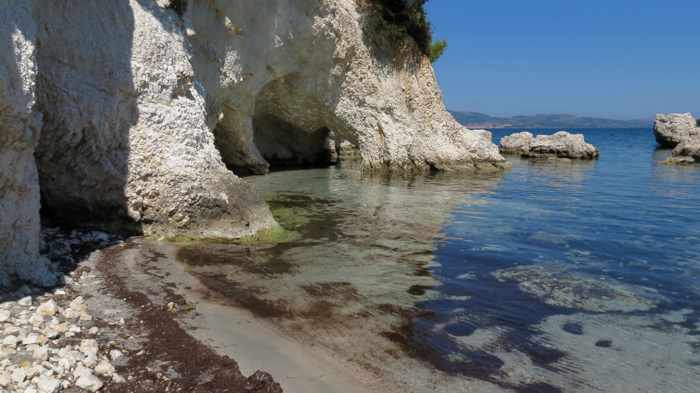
74;365;103;392
35;374;61;393
95;360;115;377
36;300;58;317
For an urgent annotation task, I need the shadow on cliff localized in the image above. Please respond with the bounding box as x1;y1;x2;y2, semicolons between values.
1;1;141;291
33;1;139;238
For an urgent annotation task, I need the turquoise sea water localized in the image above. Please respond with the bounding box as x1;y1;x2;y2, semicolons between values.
420;128;700;391
183;128;700;392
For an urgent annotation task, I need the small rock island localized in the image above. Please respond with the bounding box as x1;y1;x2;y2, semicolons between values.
499;131;599;160
653;113;700;164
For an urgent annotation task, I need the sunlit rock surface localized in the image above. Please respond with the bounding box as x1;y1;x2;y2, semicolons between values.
500;131;599;160
185;0;506;174
653;113;700;148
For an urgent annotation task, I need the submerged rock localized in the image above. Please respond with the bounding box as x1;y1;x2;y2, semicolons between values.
499;131;599;159
653;113;700;148
494;265;659;312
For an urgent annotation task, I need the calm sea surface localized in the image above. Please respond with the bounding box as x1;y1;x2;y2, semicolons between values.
181;128;700;392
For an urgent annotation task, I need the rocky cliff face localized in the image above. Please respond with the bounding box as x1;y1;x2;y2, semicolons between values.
1;0;505;286
0;1;55;287
186;0;504;174
33;1;275;240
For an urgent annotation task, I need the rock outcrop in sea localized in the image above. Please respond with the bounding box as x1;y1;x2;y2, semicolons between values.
653;113;700;148
1;0;506;286
654;113;700;164
666;140;700;165
499;131;599;159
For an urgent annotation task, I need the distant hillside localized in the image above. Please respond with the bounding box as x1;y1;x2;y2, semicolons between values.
450;111;649;129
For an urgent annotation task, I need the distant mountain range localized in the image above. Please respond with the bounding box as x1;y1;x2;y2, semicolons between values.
449;111;650;129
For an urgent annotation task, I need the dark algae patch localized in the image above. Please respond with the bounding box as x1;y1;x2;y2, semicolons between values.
562;321;584;335
407;284;433;296
379;304;564;393
177;243;298;276
301;281;360;301
192;272;293;319
595;339;613;348
96;242;283;393
444;322;478;337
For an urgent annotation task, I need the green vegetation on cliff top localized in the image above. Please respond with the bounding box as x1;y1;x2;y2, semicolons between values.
370;0;446;62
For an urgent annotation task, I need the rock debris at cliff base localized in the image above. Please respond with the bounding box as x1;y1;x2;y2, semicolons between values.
0;228;283;393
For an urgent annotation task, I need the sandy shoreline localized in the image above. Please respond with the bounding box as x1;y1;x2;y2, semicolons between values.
123;239;374;393
97;237;505;393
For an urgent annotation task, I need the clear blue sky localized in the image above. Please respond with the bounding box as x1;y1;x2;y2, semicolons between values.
426;0;700;119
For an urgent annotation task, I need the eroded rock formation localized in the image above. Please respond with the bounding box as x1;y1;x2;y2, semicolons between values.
499;131;599;159
654;113;700;165
1;0;505;286
653;113;700;148
185;0;505;174
33;1;275;240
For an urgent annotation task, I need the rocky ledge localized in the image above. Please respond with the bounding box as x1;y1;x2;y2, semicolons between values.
499;131;599;160
654;113;700;165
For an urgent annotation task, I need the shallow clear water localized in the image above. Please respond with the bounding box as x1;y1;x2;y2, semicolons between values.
180;128;700;392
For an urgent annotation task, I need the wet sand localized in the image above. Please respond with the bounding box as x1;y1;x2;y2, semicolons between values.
144;242;372;393
104;238;505;393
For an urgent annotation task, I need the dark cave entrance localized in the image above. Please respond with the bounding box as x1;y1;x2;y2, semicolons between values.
252;114;336;172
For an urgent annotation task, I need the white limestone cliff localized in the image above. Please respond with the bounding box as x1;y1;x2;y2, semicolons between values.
1;0;505;286
0;0;55;286
185;0;505;174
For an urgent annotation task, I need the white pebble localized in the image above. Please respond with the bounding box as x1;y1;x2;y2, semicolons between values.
36;300;58;317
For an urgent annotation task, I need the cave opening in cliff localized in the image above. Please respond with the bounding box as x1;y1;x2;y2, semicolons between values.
252;115;336;172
